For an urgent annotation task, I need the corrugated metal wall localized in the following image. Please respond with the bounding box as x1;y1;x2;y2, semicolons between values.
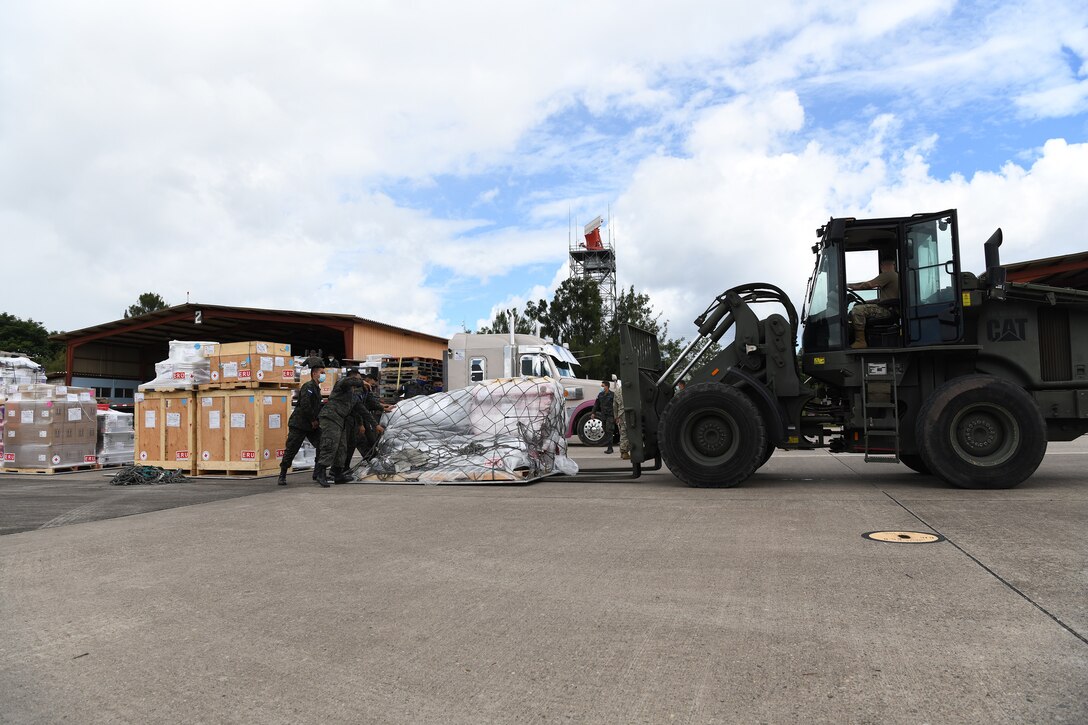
351;323;446;360
72;342;142;378
352;320;446;359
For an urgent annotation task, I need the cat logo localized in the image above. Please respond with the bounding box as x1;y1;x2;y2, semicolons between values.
987;318;1027;342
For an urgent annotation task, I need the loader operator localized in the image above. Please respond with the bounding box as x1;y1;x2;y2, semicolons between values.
278;357;326;486
847;258;899;349
314;368;372;487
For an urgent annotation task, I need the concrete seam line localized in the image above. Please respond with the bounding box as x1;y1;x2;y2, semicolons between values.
881;490;1088;647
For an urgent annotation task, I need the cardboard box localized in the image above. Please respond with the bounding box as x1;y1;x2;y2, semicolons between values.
134;390;197;472
212;341;294;386
196;389;291;473
0;386;97;469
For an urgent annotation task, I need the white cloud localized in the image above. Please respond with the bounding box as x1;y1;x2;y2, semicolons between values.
615;93;1088;340
0;0;1085;344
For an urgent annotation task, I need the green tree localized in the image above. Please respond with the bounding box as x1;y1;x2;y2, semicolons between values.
0;313;64;368
477;307;535;335
124;292;169;318
475;280;694;382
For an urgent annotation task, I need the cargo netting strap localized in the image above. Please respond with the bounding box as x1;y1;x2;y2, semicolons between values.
110;465;188;485
356;376;579;484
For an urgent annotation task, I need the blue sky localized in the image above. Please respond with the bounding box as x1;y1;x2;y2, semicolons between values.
2;1;1086;342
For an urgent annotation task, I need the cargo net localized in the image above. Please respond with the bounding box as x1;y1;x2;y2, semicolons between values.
357;377;579;484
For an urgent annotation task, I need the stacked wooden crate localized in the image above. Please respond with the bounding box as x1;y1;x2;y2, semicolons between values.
378;356;443;403
134;341;294;476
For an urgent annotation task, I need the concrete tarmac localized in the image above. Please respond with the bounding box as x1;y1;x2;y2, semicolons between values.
1;443;1086;723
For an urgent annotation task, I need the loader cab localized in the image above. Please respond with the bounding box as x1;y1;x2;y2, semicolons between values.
801;210;964;353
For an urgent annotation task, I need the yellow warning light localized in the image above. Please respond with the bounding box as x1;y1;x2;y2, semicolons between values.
813;356;825;365
962;292;972;307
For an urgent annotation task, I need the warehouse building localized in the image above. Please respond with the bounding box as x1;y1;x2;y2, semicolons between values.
51;303;447;404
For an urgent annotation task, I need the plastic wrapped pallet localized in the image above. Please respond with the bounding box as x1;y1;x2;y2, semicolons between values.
138;341;219;391
97;409;135;466
358;377;578;484
2;384;98;469
0;355;45;396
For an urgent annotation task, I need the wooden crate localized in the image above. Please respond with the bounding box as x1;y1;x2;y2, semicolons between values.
195;389;291;474
134;391;197;473
211;341;294;386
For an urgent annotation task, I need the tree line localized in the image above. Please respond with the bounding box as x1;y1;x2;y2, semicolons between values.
475;277;691;381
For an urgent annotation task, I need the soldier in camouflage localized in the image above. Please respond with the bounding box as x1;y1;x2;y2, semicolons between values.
614;383;630;460
315;368;371;487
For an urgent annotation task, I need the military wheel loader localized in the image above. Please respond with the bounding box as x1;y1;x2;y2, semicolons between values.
619;209;1088;489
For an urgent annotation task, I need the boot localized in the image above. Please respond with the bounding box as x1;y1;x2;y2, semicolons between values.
605;446;614;454
314;464;330;488
620;451;631;460
277;468;288;486
851;326;868;349
332;468;351;485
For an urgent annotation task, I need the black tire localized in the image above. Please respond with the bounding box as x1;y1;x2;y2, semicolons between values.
898;453;931;475
576;412;607;446
916;375;1047;489
659;382;766;488
755;437;776;470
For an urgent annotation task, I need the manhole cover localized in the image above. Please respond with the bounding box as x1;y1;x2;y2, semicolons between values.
862;530;945;544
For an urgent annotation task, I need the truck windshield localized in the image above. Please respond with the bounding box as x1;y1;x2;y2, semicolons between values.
553;359;576;378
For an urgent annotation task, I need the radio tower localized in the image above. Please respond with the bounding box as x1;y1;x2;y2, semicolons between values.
569;211;618;325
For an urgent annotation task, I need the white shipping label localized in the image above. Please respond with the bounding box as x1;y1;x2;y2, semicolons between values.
208;410;221;429
145;410;156;428
39;430;47;437
222;362;239;378
6;430;12;437
274;356;284;367
256;343;269;354
230;413;246;428
66;393;78;402
134;392;145;402
262;396;272;405
268;414;281;429
56;386;68;395
21;410;34;424
260;356;273;372
67;407;82;422
79;392;93;401
201;397;213;407
166;412;181;428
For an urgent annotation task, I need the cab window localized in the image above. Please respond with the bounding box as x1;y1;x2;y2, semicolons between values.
470;357;486;383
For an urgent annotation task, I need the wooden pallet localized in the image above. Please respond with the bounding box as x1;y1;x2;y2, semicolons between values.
191;469;278;478
0;463;100;475
195;381;293;392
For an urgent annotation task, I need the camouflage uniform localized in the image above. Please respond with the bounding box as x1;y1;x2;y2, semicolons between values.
317;376;370;472
614;385;630;458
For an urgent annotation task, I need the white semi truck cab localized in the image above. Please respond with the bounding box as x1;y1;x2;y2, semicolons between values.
445;332;608;445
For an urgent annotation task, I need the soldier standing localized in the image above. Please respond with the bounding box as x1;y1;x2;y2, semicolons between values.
277;357;325;486
315;368;369;487
592;380;616;454
614;383;630;460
